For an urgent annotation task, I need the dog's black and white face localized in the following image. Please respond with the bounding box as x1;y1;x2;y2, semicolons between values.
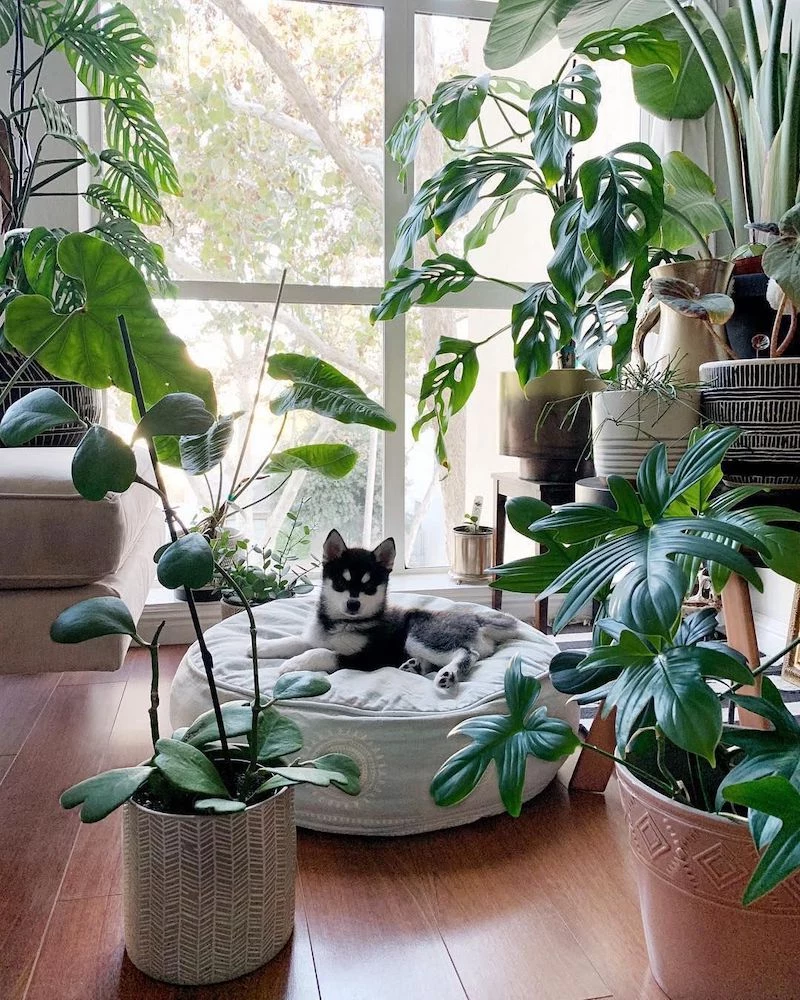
319;529;395;622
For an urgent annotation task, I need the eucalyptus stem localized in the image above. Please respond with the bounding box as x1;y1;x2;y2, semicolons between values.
148;620;166;752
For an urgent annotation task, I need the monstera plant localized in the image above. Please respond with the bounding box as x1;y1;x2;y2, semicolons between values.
372;56;728;468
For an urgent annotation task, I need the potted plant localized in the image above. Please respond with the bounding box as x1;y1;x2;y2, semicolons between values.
432;427;800;1000
450;496;494;584
0;0;180;438
480;0;800;357
0;312;396;984
219;502;318;619
372;60;728;479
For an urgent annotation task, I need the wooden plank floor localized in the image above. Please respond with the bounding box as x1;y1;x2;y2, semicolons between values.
0;647;667;1000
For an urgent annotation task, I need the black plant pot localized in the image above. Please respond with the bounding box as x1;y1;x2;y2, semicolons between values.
173;586;222;603
725;272;797;359
0;351;101;447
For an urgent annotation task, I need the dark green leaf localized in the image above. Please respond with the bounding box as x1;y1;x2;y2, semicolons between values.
99;148;164;225
312;753;361;795
179;413;239;475
134;392;214;440
575;25;681;76
156;534;214;590
254;707;304;760
528;63;600;186
371;255;477;322
0;387;83;446
60;766;154;822
547;199;595;309
505;496;552;541
511;282;573;383
71;426;137;500
91;217;173;295
182;701;254;747
154;738;229;797
51;596;138;644
386;98;428;183
429;74;490;141
273;672;332;700
549;648;620;696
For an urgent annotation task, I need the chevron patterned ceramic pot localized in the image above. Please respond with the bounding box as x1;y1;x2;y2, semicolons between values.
700;358;800;486
617;766;800;1000
122;787;296;985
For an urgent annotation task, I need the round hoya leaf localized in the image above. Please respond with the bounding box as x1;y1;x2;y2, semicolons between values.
0;387;83;446
71;425;137;500
51;596;139;644
156;533;214;590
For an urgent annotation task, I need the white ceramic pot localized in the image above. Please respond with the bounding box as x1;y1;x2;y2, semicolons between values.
592;389;700;479
122;787;296;985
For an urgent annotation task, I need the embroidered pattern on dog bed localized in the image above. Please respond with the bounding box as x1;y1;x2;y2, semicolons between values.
169;593;578;835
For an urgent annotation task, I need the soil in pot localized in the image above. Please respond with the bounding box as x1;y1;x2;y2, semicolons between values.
616;765;800;1000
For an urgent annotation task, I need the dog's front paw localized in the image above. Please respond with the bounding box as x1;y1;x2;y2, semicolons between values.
434;666;458;690
399;657;425;675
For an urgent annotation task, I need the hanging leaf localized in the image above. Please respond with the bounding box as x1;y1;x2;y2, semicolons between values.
71;426;137;500
528;63;600;186
510;282;573;383
411;337;480;470
575;25;681;76
0;386;83;446
429;74;490;141
60;766;154;823
483;0;575;70
51;596;139;644
99;148;164;225
650;276;735;324
371;255;476;322
386;98;428;183
547;199;595;309
179;413;240;475
261;444;358;480
464;189;528;253
268;354;396;431
105;92;181;195
156;534;215;590
194;798;246;814
84;182;131;219
34;87;100;168
133;393;214;440
573;288;635;375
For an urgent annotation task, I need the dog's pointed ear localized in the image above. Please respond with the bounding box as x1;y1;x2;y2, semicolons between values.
322;529;347;562
373;537;396;571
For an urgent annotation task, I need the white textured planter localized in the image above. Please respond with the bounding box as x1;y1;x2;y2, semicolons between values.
592;390;700;479
122;787;296;985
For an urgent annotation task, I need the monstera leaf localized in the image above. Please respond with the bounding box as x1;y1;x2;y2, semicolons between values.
4;234;216;427
575;25;681;75
411;336;480;469
656;152;734;252
528;63;600;186
371;256;477;322
429;74;490;141
510;282;573;383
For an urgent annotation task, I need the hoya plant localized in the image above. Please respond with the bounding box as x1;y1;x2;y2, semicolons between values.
432;427;800;903
371;58;729;466
0;314;398;818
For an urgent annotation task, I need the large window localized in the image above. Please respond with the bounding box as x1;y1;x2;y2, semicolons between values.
114;0;639;569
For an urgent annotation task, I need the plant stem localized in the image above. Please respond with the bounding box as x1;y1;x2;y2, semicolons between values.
148;620;166;752
703;319;738;360
727;633;800;696
770;291;788;356
116;315;235;783
579;739;676;797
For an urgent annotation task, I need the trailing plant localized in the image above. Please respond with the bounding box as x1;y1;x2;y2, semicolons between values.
0;314;397;818
372;59;726;467
0;0;178;349
432;426;800;903
480;0;800;249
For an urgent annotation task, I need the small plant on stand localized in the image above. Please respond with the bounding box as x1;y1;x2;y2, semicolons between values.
450;496;494;584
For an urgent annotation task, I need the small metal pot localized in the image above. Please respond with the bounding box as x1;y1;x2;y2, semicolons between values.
449;525;494;583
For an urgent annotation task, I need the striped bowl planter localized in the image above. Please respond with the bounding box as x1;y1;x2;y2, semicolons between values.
122;788;296;985
700;358;800;486
0;352;100;447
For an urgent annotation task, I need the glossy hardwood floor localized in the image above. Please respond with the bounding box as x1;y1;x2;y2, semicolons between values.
0;647;667;1000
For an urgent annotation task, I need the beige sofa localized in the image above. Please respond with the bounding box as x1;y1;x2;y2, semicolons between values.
0;448;163;674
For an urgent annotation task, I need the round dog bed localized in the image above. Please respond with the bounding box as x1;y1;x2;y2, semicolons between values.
170;593;578;835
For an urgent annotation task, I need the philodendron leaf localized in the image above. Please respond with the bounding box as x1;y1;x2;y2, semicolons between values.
312;753;361;795
51;596;139;644
71;426;137;500
254;707;304;761
657;152;733;252
156;533;214;590
483;0;574;70
273;672;332;700
134;393;215;441
4;234;216;451
722;776;800;905
650;277;735;324
182;701;254;747
60;766;154;823
268;354;396;431
0;387;83;446
261;444;358;479
505;496;552;541
429;74;490;141
179;413;240;475
528;63;600;186
557;0;667;49
194;798;246;814
431;656;579;816
154;738;229;797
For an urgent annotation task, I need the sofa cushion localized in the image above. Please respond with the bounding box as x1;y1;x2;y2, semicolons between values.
0;447;160;589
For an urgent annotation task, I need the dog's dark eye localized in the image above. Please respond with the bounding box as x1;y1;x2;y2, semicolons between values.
331;579;347;592
362;584;377;596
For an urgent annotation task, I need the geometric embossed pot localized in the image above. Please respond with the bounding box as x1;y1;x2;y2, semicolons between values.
617;766;800;1000
700;358;800;486
122;788;296;985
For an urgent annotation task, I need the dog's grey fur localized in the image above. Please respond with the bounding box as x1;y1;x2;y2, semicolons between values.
255;529;524;690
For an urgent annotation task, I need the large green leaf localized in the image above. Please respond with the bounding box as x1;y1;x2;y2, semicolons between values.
429;74;490;141
547;199;596;309
91;217;173;296
105;92;181;196
133;393;214;441
431;657;579;815
179;413;239;476
71;426;137;500
505;496;553;541
657;152;733;253
268;354;395;431
253;707;304;761
386;98;428;184
99;148;164;225
182;701;255;747
154;738;229;798
575;25;681;76
51;596;139;644
60;766;154;823
573;289;635;376
261;444;358;480
484;0;576;70
463;189;529;254
510;282;573;383
557;0;668;48
577;142;664;277
528;63;600;186
156;534;215;590
371;256;477;322
4;234;216;428
722;777;800;904
0;387;83;446
411;337;480;470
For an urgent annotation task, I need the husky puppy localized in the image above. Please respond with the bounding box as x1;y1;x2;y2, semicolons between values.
255;529;524;690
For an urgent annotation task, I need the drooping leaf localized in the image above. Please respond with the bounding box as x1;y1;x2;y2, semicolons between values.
156;534;215;590
257;764;348;788
371;256;477;322
268;354;396;431
650;276;735;325
311;753;361;795
51;596;139;644
386;98;428;183
60;766;154;822
104;92;181;196
261;444;358;480
557;0;667;48
179;413;240;476
273;672;332;700
549;648;621;697
763;204;800;307
34;87;99;168
510;282;573;383
483;0;575;70
71;426;137;500
464;190;529;253
573;289;635;376
0;387;83;446
91;217;173;295
99;148;164;225
182;701;255;747
133;393;215;441
528;63;600;186
154;738;229;798
254;707;304;761
547;199;595;309
429;74;490;141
